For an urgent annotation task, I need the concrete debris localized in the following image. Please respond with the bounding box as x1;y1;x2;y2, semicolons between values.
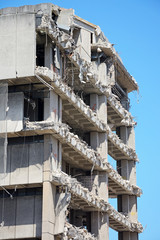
62;222;97;240
67;51;136;126
25;120;142;197
0;3;142;239
36;67;106;131
91;43;138;89
106;125;138;161
36;67;138;161
52;170;143;233
38;14;75;51
37;16;136;126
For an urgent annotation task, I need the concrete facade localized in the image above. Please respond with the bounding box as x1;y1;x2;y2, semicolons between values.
0;3;142;240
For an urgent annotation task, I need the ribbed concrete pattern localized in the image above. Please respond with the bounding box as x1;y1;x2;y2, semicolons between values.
37;15;136;127
52;171;143;233
14;121;141;197
35;67;138;162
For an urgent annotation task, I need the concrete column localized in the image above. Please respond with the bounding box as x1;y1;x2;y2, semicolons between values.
44;90;58;122
117;126;138;240
90;94;109;240
107;61;115;86
42;85;63;239
98;62;107;87
45;42;53;70
42;181;56;240
42;132;63;240
44;90;62;171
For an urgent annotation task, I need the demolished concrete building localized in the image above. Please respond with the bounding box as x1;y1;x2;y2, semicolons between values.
0;3;142;240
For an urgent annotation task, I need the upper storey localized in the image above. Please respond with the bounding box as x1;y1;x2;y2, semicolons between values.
0;3;138;94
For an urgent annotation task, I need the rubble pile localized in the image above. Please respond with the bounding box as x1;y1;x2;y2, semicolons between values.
62;222;97;240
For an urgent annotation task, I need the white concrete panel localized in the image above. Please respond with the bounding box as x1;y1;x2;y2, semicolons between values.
15;196;34;238
98;63;107;86
0;92;24;134
10;144;29;185
5;92;24;133
16;14;35;78
78;28;91;62
34;3;52;16
98;95;107;124
0;15;16;80
57;9;74;31
28;143;43;183
44;90;58;122
0;13;35;80
0;198;16;239
127;126;135;150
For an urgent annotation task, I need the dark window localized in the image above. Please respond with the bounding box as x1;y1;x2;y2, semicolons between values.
118;232;123;240
8;136;44;145
24;97;44;122
91;33;93;44
36;44;45;67
118;195;122;212
0;187;42;198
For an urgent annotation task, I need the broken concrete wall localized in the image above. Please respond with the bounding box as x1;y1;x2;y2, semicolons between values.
0;14;16;79
57;8;74;32
54;191;71;235
75;28;91;62
63;222;97;240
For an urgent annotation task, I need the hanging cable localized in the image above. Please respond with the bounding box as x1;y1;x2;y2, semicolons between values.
35;74;54;90
0;186;13;199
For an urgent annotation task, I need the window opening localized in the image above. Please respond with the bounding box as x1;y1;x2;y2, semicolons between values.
36;44;45;67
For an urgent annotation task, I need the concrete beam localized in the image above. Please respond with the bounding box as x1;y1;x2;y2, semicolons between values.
21;121;142;197
35;68;138;161
52;171;143;233
37;17;135;126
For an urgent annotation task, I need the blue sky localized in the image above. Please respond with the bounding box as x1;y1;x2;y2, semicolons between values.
0;0;160;239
